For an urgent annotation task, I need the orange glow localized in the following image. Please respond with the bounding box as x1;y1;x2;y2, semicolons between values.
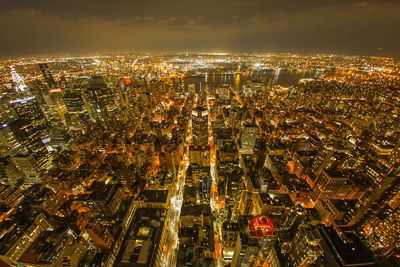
77;206;90;213
287;160;295;173
214;241;222;258
0;208;14;223
124;77;131;85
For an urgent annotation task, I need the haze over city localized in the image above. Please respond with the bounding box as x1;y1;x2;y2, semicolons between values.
1;0;400;57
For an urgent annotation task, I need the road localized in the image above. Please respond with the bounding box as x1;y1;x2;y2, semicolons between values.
207;97;224;267
159;109;191;266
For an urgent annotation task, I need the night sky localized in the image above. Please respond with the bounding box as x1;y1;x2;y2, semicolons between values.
1;0;399;58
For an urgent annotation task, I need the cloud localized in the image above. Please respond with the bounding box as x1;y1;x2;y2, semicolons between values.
354;1;369;8
0;1;399;57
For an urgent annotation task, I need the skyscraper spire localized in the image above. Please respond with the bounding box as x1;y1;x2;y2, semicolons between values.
10;64;27;93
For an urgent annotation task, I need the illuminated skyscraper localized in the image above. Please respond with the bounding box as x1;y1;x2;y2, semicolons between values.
285;226;323;266
42;91;68;125
312;170;348;201
224;166;244;223
192;106;208;146
9;119;52;183
7;97;51;182
10;64;27;94
231;230;274;267
241;123;258;154
9;96;48;135
85;76;117;127
0;123;26;156
63;91;91;131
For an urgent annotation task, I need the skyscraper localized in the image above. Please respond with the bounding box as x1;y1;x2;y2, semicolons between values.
85;76;117;127
42;91;68;125
192;106;208;146
0;123;26;156
7;97;51;183
63;91;91;131
241;123;258;154
38;63;57;89
9;119;52;184
10;64;27;94
9;96;48;136
312;169;348;202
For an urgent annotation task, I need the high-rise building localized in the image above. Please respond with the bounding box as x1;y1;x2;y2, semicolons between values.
63;91;91;131
48;127;71;149
312;169;348;202
38;63;57;89
11;154;47;184
317;225;376;267
10;64;27;94
87;182;123;218
9;96;47;134
85;76;117;127
231;232;261;267
188;165;211;205
222;222;240;262
285;226;324;266
8;119;46;157
225;167;244;222
0;156;24;185
42;91;68;124
0;213;52;263
8;119;52;181
192;106;208;146
231;229;275;267
0;123;26;156
189;145;210;167
241;123;258;154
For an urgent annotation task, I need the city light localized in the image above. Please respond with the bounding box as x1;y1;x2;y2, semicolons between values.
0;52;398;267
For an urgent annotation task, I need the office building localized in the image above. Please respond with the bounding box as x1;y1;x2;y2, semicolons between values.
192;106;208;146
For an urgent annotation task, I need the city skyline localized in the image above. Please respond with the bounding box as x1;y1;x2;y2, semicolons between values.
0;1;399;266
0;53;399;266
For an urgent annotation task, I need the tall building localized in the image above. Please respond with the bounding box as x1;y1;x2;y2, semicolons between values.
192;106;208;146
189;145;210;167
10;64;27;94
11;154;48;184
9;96;48;134
0;123;26;156
8;96;50;155
222;222;240;262
48;127;71;149
8;115;52;183
312;169;348;202
63;91;91;131
224;167;244;222
231;232;260;267
344;174;399;227
285;226;324;266
38;63;57;89
317;225;376;267
241;123;258;154
85;76;117;127
231;230;274;267
87;182;123;218
42;91;68;124
0;213;52;263
0;157;24;185
190;165;211;205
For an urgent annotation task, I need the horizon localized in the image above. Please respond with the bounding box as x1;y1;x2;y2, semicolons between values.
1;0;399;58
1;50;398;62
